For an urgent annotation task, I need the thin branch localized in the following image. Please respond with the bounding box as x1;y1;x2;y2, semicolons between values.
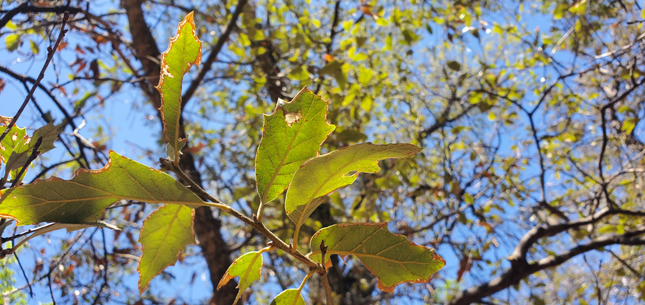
0;2;81;30
319;240;334;305
158;157;322;272
181;0;248;108
0;12;69;144
9;136;42;188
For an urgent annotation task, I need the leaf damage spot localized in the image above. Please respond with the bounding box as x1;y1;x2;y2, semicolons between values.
284;111;303;127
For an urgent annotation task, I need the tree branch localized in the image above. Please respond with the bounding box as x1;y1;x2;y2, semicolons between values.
0;2;81;30
181;0;248;108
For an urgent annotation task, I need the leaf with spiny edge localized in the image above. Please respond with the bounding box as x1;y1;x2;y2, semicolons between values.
270;289;306;305
157;12;202;164
217;249;267;304
0;150;205;225
308;223;445;293
285;143;421;233
255;87;335;206
138;204;195;293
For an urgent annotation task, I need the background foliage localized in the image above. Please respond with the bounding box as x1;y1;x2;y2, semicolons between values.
1;0;645;304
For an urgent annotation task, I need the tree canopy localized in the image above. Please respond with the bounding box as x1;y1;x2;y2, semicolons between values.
1;0;645;304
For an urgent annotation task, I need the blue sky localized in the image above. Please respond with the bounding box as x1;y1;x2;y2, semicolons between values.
3;0;639;304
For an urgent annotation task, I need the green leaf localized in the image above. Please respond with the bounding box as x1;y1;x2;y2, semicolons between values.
622;117;638;134
270;289;306;305
286;143;421;237
0;123;60;180
318;60;343;76
138;204;195;293
29;40;39;54
335;129;368;143
568;0;587;15
308;223;445;292
256;88;335;205
0;151;204;225
5;34;21;52
217;250;265;304
447;61;461;71
157;12;203;164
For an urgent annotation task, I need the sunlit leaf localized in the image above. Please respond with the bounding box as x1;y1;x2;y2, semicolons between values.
286;143;421;233
0;151;204;225
256;88;335;205
217;250;265;304
308;223;445;292
138;204;195;293
270;289;306;305
0;123;60;180
5;34;21;52
157;12;203;164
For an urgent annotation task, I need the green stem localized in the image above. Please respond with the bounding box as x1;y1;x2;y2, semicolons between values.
298;270;316;294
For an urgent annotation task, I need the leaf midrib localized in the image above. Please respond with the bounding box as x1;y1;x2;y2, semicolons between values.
260;98;317;203
292;145;400;229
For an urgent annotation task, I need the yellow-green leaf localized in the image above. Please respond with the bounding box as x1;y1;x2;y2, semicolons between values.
217;250;266;304
138;204;195;293
256;88;335;205
157;12;203;164
308;223;445;292
270;289;306;305
0;123;60;180
5;34;21;52
0;151;204;225
286;143;421;239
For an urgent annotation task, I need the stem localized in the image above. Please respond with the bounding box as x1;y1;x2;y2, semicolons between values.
292;226;302;254
319;240;333;305
159;157;322;272
298;270;316;293
256;200;266;223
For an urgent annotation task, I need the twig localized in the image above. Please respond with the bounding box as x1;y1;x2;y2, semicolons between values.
13;252;33;297
10;136;43;188
158;157;322;272
0;12;69;144
0;3;81;30
319;240;334;305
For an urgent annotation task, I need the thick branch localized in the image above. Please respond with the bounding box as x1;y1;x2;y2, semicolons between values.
450;230;645;305
449;215;645;305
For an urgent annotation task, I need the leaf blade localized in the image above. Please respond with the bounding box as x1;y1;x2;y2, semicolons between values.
256;88;335;205
157;12;203;163
0;150;204;225
270;289;306;305
217;250;265;304
285;143;421;230
137;204;195;293
2;123;60;180
308;223;445;292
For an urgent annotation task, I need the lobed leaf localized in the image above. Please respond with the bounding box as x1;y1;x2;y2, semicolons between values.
256;87;335;205
0;150;204;225
217;250;265;304
138;204;195;293
157;12;202;164
270;289;306;305
308;223;445;292
285;143;421;231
